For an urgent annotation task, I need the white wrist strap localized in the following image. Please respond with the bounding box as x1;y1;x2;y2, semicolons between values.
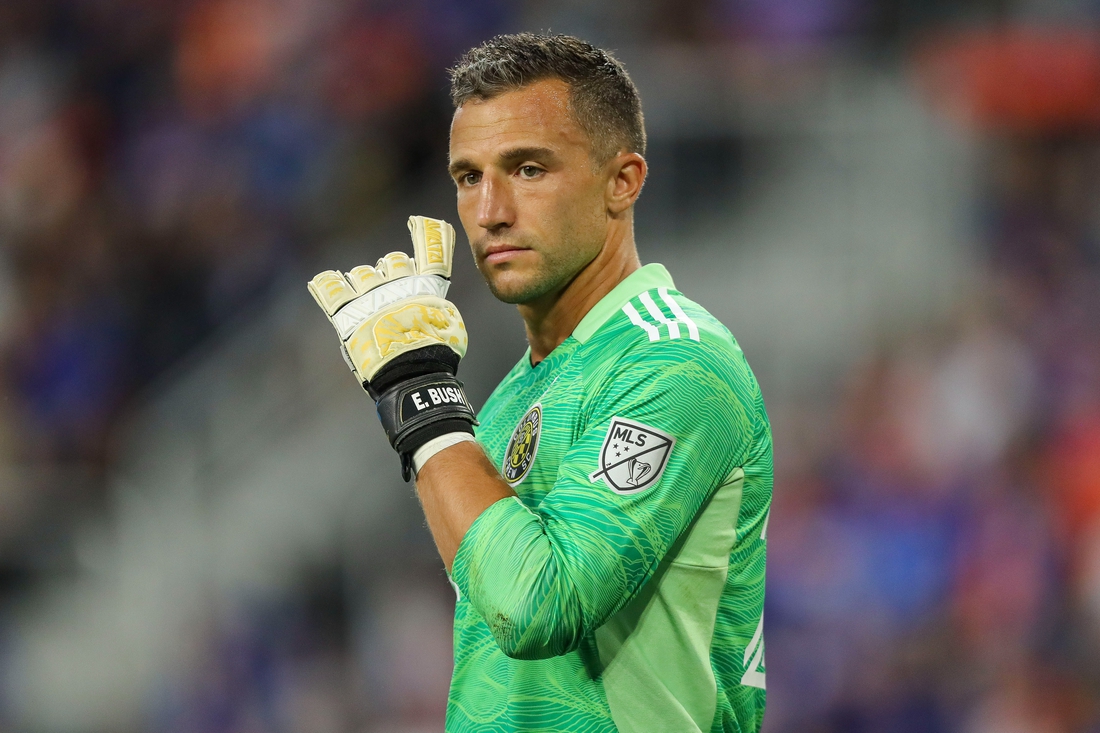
412;432;477;475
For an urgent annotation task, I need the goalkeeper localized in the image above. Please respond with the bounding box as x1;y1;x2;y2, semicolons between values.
309;33;772;733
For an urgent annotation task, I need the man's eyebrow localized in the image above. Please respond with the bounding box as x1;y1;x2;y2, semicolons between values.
449;147;559;178
498;146;557;166
448;158;475;178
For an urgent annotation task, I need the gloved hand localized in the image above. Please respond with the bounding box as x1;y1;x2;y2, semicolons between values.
308;216;477;480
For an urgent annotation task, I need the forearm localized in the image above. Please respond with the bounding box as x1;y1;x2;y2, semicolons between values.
415;440;515;571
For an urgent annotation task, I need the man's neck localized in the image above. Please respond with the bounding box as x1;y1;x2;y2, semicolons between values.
519;228;640;366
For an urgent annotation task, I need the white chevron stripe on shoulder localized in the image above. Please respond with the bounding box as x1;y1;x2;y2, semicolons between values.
622;302;660;341
639;291;681;340
658;287;700;342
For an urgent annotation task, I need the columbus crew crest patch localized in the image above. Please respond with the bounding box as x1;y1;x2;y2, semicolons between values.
588;417;675;494
503;403;542;486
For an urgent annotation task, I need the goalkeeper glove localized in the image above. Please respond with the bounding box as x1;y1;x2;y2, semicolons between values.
308;216;477;480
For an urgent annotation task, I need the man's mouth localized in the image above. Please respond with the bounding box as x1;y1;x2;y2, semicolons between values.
482;243;530;265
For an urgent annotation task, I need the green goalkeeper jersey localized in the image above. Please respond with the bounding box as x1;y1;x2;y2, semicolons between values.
448;264;772;733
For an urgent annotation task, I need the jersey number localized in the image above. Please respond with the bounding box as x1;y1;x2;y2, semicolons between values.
741;612;766;690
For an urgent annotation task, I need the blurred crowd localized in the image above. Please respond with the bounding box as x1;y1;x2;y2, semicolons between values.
3;0;1100;732
767;137;1100;732
0;0;505;579
0;2;503;727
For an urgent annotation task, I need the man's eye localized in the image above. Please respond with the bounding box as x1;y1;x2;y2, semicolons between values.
459;172;481;186
519;165;542;178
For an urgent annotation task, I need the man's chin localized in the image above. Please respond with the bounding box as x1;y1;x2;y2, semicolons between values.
486;281;540;305
484;272;557;305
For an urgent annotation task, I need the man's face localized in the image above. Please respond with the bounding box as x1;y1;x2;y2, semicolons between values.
448;79;610;305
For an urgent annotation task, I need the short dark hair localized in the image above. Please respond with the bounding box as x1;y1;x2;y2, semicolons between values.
449;33;646;162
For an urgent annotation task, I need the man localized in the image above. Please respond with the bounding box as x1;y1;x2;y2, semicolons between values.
309;33;771;733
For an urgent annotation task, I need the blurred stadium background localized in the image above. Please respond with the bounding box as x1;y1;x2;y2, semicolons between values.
0;0;1099;731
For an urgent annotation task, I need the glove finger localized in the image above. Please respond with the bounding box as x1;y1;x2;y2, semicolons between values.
308;270;357;315
407;215;454;278
346;264;386;294
375;252;416;281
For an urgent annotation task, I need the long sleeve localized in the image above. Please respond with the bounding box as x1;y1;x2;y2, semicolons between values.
451;337;761;660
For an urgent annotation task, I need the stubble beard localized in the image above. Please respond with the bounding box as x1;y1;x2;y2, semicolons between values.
475;232;601;306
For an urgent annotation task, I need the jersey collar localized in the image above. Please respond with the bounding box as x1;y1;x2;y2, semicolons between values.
572;263;675;344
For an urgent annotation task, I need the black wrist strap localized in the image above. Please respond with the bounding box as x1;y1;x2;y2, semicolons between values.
374;372;477;481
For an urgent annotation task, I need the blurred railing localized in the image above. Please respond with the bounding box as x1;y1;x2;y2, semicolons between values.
8;282;401;730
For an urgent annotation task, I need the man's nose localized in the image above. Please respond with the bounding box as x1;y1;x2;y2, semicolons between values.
476;174;515;232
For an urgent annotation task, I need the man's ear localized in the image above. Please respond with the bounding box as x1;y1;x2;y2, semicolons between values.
606;152;647;215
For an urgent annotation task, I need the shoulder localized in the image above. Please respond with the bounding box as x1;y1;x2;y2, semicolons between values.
575;286;765;468
580;285;754;393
